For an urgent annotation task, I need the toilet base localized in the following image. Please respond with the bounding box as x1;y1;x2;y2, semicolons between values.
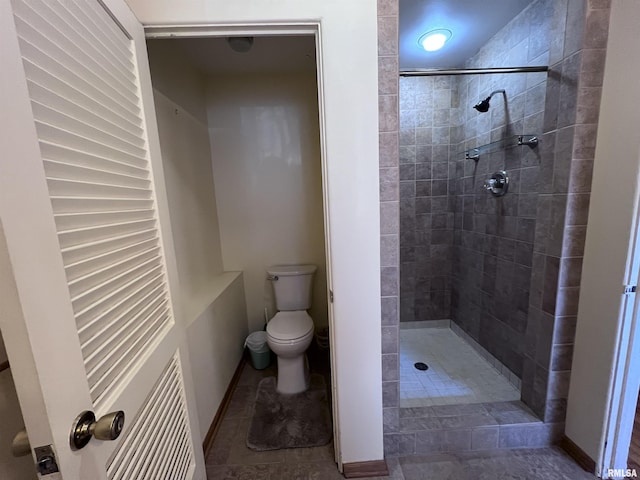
276;353;310;394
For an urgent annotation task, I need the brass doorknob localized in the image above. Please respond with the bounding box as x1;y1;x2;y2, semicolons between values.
11;429;30;457
70;410;125;450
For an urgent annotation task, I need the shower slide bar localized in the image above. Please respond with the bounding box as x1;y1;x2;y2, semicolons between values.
399;66;549;77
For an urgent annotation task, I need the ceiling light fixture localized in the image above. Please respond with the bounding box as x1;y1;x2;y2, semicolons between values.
419;29;452;52
227;36;254;53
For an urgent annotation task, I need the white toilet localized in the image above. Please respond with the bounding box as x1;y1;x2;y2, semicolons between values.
266;264;316;394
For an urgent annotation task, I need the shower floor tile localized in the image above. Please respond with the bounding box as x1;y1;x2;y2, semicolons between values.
400;327;520;408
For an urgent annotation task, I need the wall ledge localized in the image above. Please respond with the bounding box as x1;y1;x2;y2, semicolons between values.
184;271;242;328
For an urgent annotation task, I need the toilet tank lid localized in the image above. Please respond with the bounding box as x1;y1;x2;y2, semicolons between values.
267;264;317;276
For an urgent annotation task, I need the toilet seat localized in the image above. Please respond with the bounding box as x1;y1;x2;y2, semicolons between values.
267;311;313;342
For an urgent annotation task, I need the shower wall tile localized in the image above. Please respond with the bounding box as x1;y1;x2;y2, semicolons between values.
377;15;398;56
382;353;399;381
380;132;399;167
525;0;610;420
382;296;399;325
580;49;607;87
378;1;400;449
564;0;587;58
379;56;399;95
451;0;556;379
377;0;397;16
548;0;568;65
383;380;400;408
381;201;399;234
382;326;399;354
381;234;400;266
380;95;399;132
399;75;454;323
382;266;399;296
380;167;400;201
584;8;610;49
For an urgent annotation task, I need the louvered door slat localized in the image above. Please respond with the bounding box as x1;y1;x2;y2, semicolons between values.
65;237;157;280
43;145;148;179
84;300;168;374
18;42;139;127
58;219;157;249
81;294;166;362
89;311;171;403
74;265;163;319
15;32;140;123
13;0;138;98
61;228;158;265
107;357;194;480
29;83;145;149
158;422;189;479
33;0;135;81
32;0;136;89
125;377;182;478
69;247;160;298
78;279;165;341
34;102;147;158
48;180;151;203
54;209;155;231
52;197;154;215
25;63;143;136
69;249;162;302
14;9;138;112
45;161;150;190
38;123;147;168
171;432;189;478
69;0;133;65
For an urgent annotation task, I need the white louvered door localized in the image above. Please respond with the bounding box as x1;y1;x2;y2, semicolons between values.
0;0;205;478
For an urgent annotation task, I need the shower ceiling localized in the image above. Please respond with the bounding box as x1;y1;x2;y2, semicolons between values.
400;0;535;70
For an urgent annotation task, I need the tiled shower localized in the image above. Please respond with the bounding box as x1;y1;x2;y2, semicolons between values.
399;0;552;401
379;0;612;456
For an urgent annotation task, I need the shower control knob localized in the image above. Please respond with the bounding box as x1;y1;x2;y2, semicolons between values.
484;171;509;197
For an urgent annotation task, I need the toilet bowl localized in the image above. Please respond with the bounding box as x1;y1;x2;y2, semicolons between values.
266;264;317;394
266;311;314;394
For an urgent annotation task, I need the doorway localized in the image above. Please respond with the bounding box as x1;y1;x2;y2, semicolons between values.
143;30;338;464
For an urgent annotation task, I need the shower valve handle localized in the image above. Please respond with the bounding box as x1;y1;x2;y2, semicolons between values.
484;171;509;197
484;178;498;190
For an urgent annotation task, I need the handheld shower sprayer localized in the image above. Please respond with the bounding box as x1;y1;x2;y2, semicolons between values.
473;89;506;112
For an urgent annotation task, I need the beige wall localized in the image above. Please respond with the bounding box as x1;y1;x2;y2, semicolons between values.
0;332;6;364
148;41;224;323
185;272;248;434
207;73;328;332
148;43;249;441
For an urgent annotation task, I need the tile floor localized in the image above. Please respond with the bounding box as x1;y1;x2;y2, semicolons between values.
205;349;595;479
400;328;520;407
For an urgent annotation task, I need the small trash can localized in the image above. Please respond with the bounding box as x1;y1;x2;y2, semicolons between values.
245;331;271;370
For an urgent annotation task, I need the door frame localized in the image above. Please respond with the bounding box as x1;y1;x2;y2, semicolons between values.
600;187;640;478
143;22;341;467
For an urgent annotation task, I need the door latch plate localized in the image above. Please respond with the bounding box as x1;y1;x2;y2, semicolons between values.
35;445;59;475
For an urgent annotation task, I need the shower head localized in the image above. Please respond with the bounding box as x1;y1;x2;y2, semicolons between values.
473;89;506;113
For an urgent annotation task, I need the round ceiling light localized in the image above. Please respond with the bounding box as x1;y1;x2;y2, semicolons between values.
419;29;452;52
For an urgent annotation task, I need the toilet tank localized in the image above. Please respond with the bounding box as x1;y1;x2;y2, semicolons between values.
267;264;317;311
